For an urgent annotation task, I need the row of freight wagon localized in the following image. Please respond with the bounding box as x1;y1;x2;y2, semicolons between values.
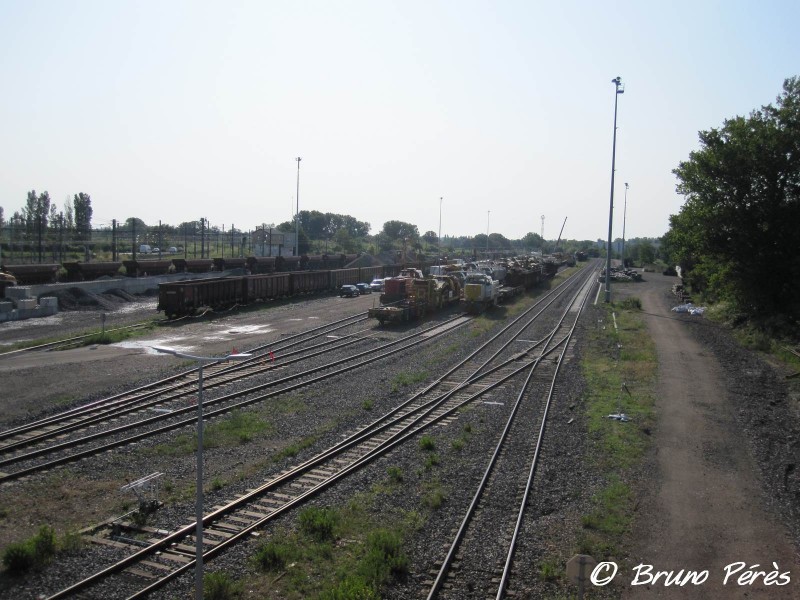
157;265;399;318
0;254;362;285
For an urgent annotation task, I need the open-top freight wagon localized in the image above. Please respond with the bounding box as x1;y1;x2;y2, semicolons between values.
157;265;401;318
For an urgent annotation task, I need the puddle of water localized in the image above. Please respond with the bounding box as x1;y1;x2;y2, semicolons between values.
114;335;193;355
217;325;274;336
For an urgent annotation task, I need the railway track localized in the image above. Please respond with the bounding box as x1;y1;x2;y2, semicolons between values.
0;310;472;483
426;263;596;599
41;264;598;600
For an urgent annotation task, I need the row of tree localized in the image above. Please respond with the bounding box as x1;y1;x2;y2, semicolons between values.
0;192;93;242
663;76;800;324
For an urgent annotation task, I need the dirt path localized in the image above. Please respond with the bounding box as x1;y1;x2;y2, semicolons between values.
621;278;799;598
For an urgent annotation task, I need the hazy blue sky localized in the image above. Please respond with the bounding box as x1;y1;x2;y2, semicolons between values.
1;0;797;243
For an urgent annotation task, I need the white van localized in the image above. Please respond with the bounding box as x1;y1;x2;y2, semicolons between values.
139;244;152;254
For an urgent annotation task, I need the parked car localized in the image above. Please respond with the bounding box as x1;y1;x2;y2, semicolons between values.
152;248;160;254
355;282;372;294
339;284;360;297
370;278;385;292
168;246;178;253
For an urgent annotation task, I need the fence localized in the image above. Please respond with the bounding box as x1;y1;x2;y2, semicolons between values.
0;223;297;265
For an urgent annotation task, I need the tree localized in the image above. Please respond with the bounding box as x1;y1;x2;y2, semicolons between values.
520;232;544;250
422;231;438;246
668;77;800;321
73;193;93;241
381;220;419;244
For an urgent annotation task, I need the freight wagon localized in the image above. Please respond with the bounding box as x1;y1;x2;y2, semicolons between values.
63;261;122;282
157;266;398;318
158;277;248;318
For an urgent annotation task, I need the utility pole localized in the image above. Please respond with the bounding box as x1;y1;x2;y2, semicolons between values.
295;157;302;257
605;76;624;303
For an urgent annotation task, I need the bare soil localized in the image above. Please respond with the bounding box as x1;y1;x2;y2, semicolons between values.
618;276;800;598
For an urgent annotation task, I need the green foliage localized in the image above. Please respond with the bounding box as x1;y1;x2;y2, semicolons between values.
390;370;428;392
2;525;57;574
362;399;374;410
423;454;440;469
356;529;409;587
299;506;338;542
318;576;379;600
418;435;435;451
617;297;642;310
204;571;243;600
387;466;404;483
2;542;35;574
667;77;800;322
538;558;563;582
255;539;297;572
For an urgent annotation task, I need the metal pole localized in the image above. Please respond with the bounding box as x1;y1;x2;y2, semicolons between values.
486;211;490;256
438;197;442;260
622;182;629;267
604;76;624;303
295;157;302;256
195;363;204;600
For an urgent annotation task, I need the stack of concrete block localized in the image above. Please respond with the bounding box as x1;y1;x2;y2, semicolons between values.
0;287;59;323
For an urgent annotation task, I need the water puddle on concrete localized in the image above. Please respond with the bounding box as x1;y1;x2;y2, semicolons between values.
200;324;274;342
114;336;194;355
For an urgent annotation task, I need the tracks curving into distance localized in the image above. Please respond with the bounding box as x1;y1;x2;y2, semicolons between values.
41;263;599;600
426;263;597;599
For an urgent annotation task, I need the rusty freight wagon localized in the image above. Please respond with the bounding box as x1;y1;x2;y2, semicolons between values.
158;277;248;318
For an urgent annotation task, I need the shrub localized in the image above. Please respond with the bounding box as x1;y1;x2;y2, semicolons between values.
254;540;294;572
299;506;337;542
387;466;403;483
357;529;409;587
204;571;243;600
418;436;435;451
2;542;35;574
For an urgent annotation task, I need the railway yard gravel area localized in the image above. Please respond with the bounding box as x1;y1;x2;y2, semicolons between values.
0;272;798;599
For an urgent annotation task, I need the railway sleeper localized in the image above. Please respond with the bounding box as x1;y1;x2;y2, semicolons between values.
157;551;193;564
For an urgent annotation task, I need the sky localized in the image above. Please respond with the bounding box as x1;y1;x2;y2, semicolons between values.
1;0;798;244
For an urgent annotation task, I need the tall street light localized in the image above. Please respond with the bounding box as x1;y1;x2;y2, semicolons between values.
486;210;490;257
295;157;302;257
152;346;252;600
438;197;443;260
604;76;624;303
622;182;629;267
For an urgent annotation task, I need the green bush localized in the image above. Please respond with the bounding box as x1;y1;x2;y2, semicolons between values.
254;540;295;572
1;525;57;574
2;542;35;574
387;466;403;483
418;436;435;451
204;571;243;600
357;529;409;586
299;506;337;542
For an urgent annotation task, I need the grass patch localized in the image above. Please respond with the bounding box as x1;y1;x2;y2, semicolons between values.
148;409;272;456
421;480;447;509
574;300;657;563
204;571;244;600
362;399;374;410
248;498;412;598
274;434;318;460
390;370;428;393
